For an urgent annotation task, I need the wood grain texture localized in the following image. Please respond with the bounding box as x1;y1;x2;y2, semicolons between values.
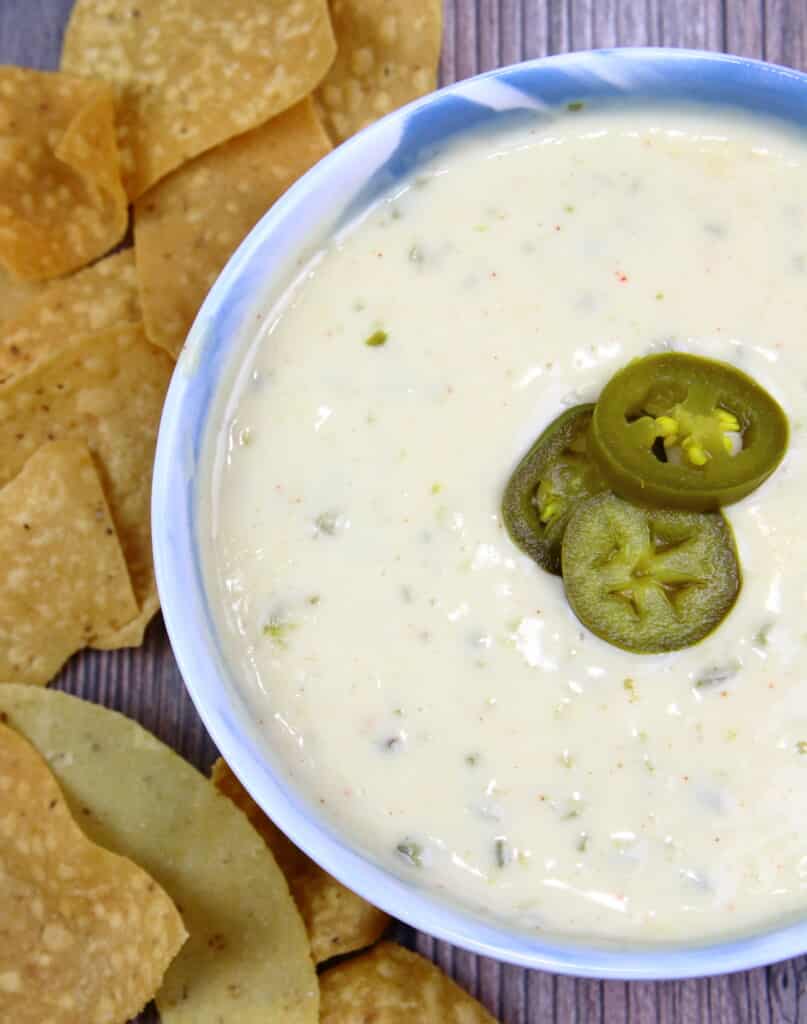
2;1;806;1021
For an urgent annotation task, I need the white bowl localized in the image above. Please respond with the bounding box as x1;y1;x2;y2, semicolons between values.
153;48;807;978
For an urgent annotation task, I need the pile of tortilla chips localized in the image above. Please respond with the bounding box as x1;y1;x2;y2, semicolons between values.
0;686;498;1023
0;0;442;682
0;4;499;1024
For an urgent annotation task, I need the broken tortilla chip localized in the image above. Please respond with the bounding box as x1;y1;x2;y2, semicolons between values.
0;441;138;686
0;686;320;1024
315;1;442;144
213;758;389;964
0;67;127;280
0;722;186;1024
61;0;337;199
319;941;499;1023
0;249;140;381
135;98;331;358
0;323;173;642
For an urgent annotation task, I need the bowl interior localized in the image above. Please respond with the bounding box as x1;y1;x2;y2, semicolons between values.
153;47;807;979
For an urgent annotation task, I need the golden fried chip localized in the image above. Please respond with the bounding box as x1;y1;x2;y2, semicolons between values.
62;0;337;199
135;98;331;358
0;722;186;1024
213;759;389;964
0;67;127;281
0;323;172;644
320;942;498;1023
0;686;319;1024
315;1;442;143
0;270;43;325
92;591;160;651
0;250;140;381
0;441;138;686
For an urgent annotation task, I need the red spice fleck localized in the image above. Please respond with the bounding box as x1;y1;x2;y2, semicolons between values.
554;224;561;232
615;270;629;283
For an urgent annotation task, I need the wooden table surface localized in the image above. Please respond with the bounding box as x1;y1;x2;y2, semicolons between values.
4;2;807;1021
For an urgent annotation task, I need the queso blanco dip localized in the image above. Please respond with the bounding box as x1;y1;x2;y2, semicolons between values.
203;105;807;942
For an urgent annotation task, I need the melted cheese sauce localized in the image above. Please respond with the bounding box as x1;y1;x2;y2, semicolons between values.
204;107;807;942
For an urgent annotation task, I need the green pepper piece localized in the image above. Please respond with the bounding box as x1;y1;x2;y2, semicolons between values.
502;405;607;574
562;493;741;653
590;353;788;511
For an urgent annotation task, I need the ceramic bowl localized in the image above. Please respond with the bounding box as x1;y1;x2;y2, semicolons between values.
153;48;807;978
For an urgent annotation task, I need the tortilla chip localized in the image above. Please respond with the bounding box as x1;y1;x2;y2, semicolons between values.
0;441;138;686
0;722;186;1024
91;591;160;651
61;0;337;200
0;270;43;325
0;323;172;642
0;67;127;281
315;1;442;143
135;98;331;359
319;942;498;1023
213;759;389;964
0;250;140;381
0;686;319;1024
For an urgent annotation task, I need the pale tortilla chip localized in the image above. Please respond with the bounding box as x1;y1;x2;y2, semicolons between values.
0;250;140;381
61;0;337;199
213;759;389;964
315;1;442;143
0;270;42;325
0;323;173;642
0;67;127;280
0;721;186;1024
319;941;498;1023
91;591;160;651
0;441;138;686
135;98;331;358
0;686;319;1024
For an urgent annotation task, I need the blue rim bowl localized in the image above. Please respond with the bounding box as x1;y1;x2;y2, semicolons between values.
153;47;807;979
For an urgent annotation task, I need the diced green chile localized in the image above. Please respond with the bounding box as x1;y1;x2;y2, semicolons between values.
561;493;741;653
590;353;789;511
502;405;607;574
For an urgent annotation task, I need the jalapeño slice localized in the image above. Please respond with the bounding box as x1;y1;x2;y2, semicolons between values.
561;493;741;654
502;405;607;574
590;352;788;511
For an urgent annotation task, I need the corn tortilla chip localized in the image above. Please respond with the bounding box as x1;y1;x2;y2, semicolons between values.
0;67;127;281
0;250;140;382
315;1;442;143
135;98;331;359
62;0;337;200
213;759;389;964
0;441;138;686
0;686;320;1024
320;941;498;1023
0;722;186;1024
0;323;172;642
0;270;43;325
91;591;160;651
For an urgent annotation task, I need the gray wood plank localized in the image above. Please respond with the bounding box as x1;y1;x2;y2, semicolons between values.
765;0;807;68
570;0;619;50
0;0;71;69
659;0;725;50
726;0;766;57
3;1;807;1023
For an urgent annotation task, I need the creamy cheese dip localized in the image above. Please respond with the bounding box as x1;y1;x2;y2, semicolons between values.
203;105;807;943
